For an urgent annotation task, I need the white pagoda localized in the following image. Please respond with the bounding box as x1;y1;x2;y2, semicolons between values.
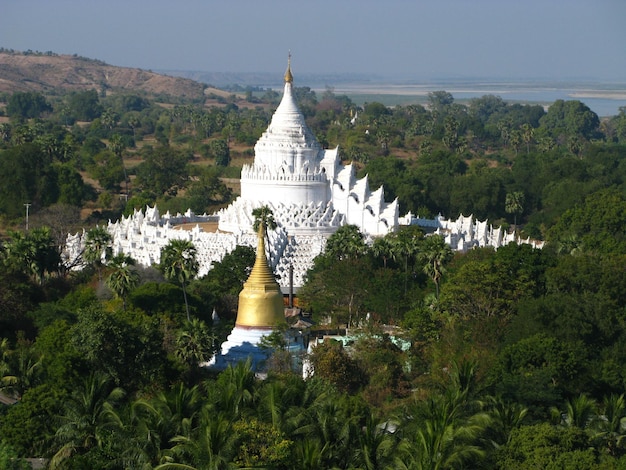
217;55;399;237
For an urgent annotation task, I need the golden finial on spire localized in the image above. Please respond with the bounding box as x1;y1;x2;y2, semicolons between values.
284;51;293;84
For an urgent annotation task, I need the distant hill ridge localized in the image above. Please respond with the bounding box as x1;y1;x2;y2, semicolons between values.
0;50;205;99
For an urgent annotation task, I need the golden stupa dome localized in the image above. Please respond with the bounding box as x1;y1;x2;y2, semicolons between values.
235;223;286;328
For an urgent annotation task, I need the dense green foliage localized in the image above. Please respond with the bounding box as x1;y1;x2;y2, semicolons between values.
1;81;626;468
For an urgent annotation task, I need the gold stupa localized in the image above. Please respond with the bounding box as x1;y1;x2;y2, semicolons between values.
235;223;286;328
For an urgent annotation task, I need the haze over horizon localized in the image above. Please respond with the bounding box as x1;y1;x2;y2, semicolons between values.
2;0;625;83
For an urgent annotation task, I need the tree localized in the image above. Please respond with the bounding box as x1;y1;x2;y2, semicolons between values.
2;227;61;285
521;123;534;153
252;205;277;261
156;408;236;470
439;244;547;322
324;224;366;261
489;334;585;415
400;395;488;470
388;225;423;294
214;359;257;419
232;418;293;468
6;91;51;120
299;255;373;328
135;146;191;196
83;226;112;282
186;166;232;214
539;99;600;141
71;305;166;390
0;122;12;142
68;89;102;121
252;205;277;233
208;138;230;166
108;133;128;194
495;423;601;469
175;318;215;369
100;108;118;131
547;188;626;255
419;234;453;299
55;164;90;207
159;239;199;321
399;361;490;470
553;394;597;429
0;441;30;470
594;394;626;457
0;384;63;460
428;91;454;114
0;335;43;400
196;244;255;311
371;235;396;269
307;340;366;394
105;253;139;310
89;148;125;192
351;412;398;470
50;372;125;469
505;191;525;230
0;143;59;218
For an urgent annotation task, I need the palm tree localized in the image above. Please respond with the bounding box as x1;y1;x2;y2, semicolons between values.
483;396;528;448
325;224;366;261
2;228;61;285
400;394;488;470
556;233;584;255
371;235;396;269
159;239;199;321
594;394;626;456
105;253;139;310
352;412;399;470
83;225;113;283
175;318;215;369
521;123;534;154
213;359;256;420
252;205;277;233
505;191;525;231
252;205;277;260
292;438;323;470
0;336;43;400
50;372;125;469
388;226;423;294
290;393;359;469
419;234;453;299
156;408;236;470
127;383;204;466
552;394;597;429
108;133;129;196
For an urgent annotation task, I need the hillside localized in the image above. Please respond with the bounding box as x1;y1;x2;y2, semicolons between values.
0;51;205;99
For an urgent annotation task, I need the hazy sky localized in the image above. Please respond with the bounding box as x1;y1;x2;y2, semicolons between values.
2;0;625;81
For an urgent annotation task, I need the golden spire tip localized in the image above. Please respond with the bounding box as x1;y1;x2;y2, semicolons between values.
284;51;293;84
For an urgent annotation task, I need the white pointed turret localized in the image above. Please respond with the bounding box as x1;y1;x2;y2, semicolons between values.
223;55;399;238
240;55;331;210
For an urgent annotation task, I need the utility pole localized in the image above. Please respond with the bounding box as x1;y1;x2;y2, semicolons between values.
24;203;31;231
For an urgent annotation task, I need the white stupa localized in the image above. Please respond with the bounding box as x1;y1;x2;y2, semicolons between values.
217;55;399;238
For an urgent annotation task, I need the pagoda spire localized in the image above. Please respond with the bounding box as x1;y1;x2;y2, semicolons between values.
284;51;293;83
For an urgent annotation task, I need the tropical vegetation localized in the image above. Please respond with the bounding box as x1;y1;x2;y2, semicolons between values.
1;54;626;468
